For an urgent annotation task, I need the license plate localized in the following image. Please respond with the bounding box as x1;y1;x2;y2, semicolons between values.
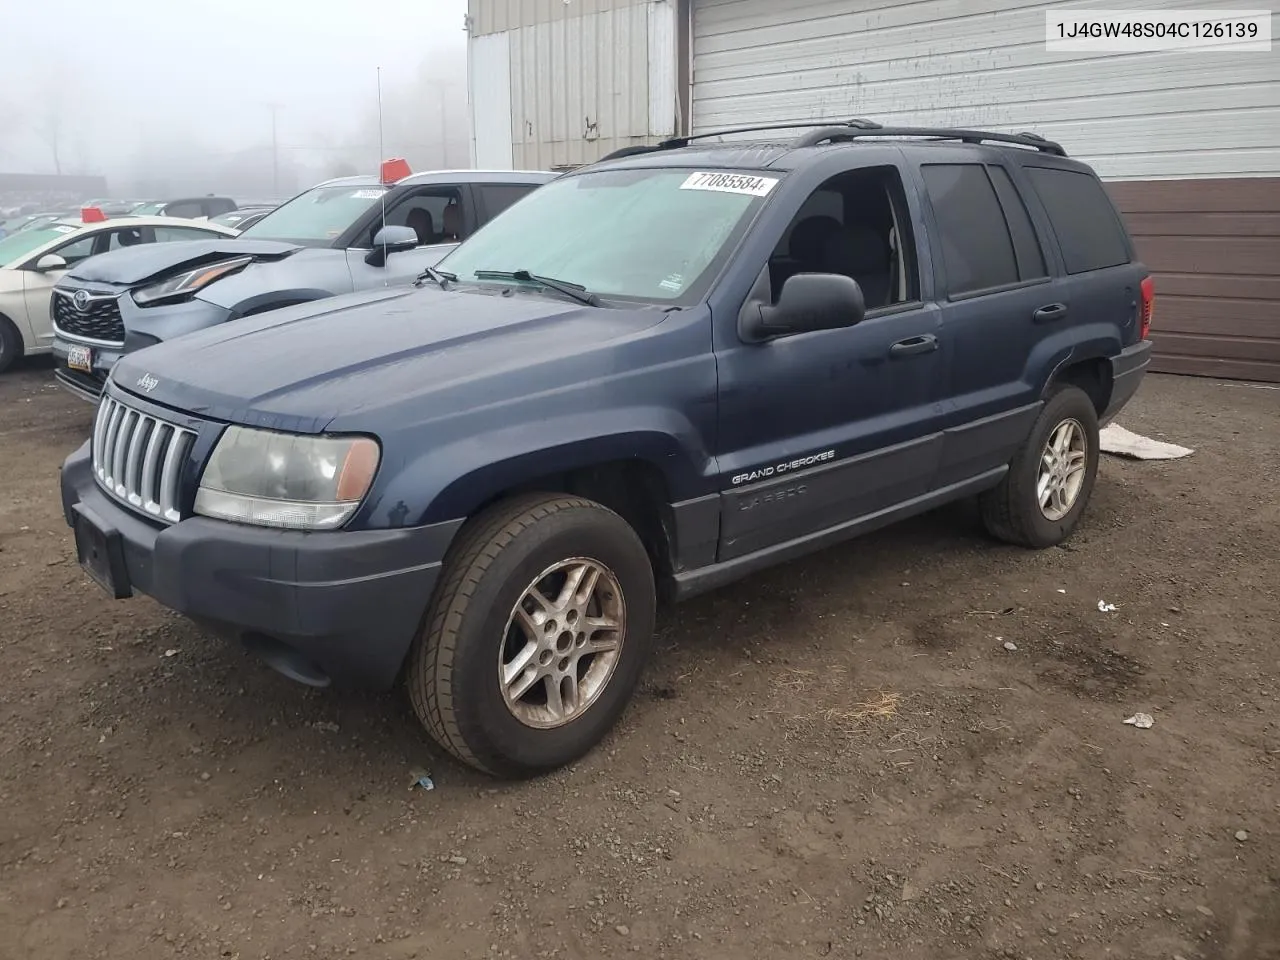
72;505;131;599
66;344;93;373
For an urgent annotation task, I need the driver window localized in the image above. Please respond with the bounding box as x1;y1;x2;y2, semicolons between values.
768;167;918;312
53;235;97;267
371;188;464;247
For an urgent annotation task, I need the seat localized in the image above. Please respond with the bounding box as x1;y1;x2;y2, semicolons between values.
770;215;841;291
823;224;892;309
405;208;436;245
440;202;463;242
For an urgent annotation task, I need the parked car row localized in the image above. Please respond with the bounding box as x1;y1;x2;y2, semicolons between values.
54;122;1154;780
0;210;237;373
47;159;554;398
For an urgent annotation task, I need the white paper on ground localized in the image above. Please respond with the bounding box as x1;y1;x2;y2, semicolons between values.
1099;423;1193;460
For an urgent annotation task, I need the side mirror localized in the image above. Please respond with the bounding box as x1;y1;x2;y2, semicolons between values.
33;253;68;273
364;225;420;267
740;273;865;343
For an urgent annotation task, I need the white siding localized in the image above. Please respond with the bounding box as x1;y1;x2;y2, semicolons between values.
692;0;1280;180
468;0;679;170
471;32;514;168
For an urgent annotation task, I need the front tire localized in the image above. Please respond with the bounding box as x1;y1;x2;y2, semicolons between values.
407;494;657;778
980;384;1100;548
0;316;23;374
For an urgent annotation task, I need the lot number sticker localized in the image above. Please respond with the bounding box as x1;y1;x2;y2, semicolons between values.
680;171;778;197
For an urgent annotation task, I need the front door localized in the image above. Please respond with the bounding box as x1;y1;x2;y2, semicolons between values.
714;163;949;562
347;184;474;289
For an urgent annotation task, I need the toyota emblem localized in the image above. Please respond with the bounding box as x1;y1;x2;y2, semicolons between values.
72;289;90;311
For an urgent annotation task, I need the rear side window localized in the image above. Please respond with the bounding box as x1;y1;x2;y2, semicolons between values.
921;163;1019;295
479;183;538;220
987;166;1047;280
163;201;202;219
1025;167;1131;274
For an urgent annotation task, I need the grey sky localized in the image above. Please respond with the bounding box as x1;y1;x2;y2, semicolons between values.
0;0;468;190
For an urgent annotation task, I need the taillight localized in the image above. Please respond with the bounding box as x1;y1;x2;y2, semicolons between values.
1139;275;1154;340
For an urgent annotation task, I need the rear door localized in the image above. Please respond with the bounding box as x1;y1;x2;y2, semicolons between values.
1018;163;1143;348
917;159;1057;487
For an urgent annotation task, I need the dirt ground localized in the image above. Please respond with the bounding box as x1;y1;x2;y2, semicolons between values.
0;360;1276;960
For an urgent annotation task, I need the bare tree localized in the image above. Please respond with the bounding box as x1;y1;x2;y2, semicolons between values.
31;81;70;175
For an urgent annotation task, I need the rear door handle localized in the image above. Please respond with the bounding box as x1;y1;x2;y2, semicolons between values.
889;334;938;358
1033;303;1068;323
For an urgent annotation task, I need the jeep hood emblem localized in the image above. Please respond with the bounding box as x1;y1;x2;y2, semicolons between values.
136;373;160;393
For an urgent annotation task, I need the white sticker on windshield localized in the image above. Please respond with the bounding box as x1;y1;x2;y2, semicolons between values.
350;189;383;200
680;171;778;197
53;224;78;234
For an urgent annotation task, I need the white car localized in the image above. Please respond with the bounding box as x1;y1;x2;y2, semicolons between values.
0;211;237;373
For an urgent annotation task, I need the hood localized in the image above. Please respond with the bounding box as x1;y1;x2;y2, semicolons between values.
110;285;670;431
67;239;300;285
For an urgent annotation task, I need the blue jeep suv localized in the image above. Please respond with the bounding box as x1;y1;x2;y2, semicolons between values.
61;120;1153;778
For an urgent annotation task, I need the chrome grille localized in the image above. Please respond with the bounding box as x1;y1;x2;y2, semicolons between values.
92;395;196;523
52;289;125;344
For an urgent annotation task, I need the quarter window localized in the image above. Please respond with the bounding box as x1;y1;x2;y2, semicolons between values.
1025;167;1131;274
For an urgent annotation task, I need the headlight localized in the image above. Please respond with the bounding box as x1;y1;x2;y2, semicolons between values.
133;256;252;306
194;426;380;530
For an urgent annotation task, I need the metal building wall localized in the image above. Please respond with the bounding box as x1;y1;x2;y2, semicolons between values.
468;0;680;170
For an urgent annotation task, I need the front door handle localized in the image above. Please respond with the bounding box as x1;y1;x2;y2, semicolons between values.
889;334;938;359
1033;303;1068;323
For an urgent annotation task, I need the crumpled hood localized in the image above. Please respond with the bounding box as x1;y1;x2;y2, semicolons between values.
110;284;669;432
66;239;300;285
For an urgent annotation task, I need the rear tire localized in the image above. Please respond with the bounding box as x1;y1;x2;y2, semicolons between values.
407;494;656;779
0;316;23;374
980;385;1100;548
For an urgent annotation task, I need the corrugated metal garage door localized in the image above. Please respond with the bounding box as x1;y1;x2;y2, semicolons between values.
691;0;1280;381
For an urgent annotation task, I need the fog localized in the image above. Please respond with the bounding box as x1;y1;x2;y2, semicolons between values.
0;0;471;200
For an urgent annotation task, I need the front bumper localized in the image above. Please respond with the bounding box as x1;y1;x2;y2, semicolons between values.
61;440;463;689
51;336;121;401
1102;338;1153;425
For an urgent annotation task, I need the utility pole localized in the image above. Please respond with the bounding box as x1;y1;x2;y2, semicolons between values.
268;103;281;196
426;82;450;167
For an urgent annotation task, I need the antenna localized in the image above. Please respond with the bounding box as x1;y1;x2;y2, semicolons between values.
376;66;388;285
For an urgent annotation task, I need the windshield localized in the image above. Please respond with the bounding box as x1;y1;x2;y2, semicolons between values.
130;202;165;216
439;167;776;303
239;183;388;246
0;224;80;266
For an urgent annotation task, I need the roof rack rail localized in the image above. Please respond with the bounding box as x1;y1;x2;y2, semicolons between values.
595;118;884;162
791;124;1066;156
595;118;1065;163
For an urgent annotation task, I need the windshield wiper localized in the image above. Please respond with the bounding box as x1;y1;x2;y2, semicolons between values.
473;269;601;307
415;265;457;289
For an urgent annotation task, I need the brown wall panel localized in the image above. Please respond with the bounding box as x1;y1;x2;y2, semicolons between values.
1107;176;1280;382
1156;332;1280;364
1129;236;1277;277
1108;178;1280;214
1122;212;1280;238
